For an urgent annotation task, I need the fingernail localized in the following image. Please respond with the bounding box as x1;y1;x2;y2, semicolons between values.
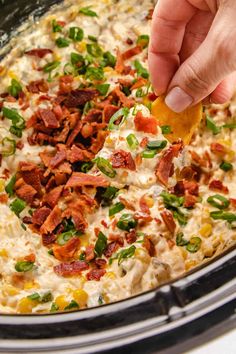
165;87;193;113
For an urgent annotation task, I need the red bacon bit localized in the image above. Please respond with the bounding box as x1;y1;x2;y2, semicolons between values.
66;172;109;188
126;230;137;244
26;114;38;129
140;137;148;148
210;143;227;156
174;180;199;196
53;237;80;262
134;211;153;223
71;210;88;232
209;180;229;194
22;216;32;224
27;79;49;94
115;49;127;75
146;8;154;20
90;130;108;154
42;185;63;209
38;109;60;129
131;77;148;90
67;145;94;163
126;38;134;45
191;151;209;168
139;195;151;214
104;241;119;258
86;269;106;281
111;86;135;108
85;245;95;262
25;48;53;58
143;237;155;257
147;92;158;101
161;210;176;233
42;233;56;246
59;75;74;94
101;220;108;228
0;194;8;204
49;149;67;169
111;150;136;171
184;194;198;208
94;258;107;269
24;253;36;263
32;207;51;226
40;206;62;234
134;111;158;135
119;196;136;211
230;198;236;208
179;166;197;181
54;260;89;277
16;141;24;150
156;142;183;186
59;89;98;108
66;119;82;147
16;184;37;205
84;108;103;123
122;45;142;61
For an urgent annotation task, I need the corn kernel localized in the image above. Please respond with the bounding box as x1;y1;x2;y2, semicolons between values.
24;281;40;290
80;233;89;248
75;41;86;53
17;297;36;314
7;70;17;79
180;247;188;260
55;295;69;311
0;179;5;193
3;285;20;296
145;196;154;208
199;223;212;238
73;289;88;308
53;52;61;61
226;150;235;162
0;249;8;257
185;260;197;271
135;248;150;263
105;272;116;279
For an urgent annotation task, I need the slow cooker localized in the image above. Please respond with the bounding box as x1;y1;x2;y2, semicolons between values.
0;1;235;353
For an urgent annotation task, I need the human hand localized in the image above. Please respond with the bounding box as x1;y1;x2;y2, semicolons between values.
148;0;236;112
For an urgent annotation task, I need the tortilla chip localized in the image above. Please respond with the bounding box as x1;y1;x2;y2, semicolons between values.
151;95;202;145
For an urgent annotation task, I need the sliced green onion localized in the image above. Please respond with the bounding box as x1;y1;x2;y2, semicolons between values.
5;174;16;197
206;115;221;135
10;198;26;216
95;83;110;96
8;79;22;98
134;60;149;79
27;293;41;301
15;261;34;272
88;35;97;42
136;88;145;98
40;291;53;303
64;300;79;311
126;133;139;150
50;302;59;312
109;245;136;265
176;232;189;246
81;161;94;173
95;157;116;178
161;125;172;134
173;209;188;226
2;107;25;129
43;61;60;73
207;194;230;210
71;52;85;66
94;231;107;257
69;27;84;41
147;140;167;150
186;237;202;253
9;126;23;138
102;186;119;202
56;230;78;246
86;43;103;57
102;51;116;68
141;150;157;158
220;161;233;172
223;123;236;129
161;191;184;209
108;107;130;130
1;137;16;157
52;19;63;32
85;66;104;80
136;34;149;48
56;37;70;48
109;202;125;217
117;213;137;231
210;211;236;223
79;6;98;17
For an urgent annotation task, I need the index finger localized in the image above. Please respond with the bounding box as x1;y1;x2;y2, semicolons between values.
149;0;196;94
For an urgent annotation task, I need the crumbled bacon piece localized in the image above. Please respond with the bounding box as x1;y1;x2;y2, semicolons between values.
66;119;82;147
72;210;88;232
84;108;103;123
53;237;80;262
85;245;95;262
59;75;74;94
104;241;119;258
134;111;158;134
54;260;89;277
27;79;49;94
42;185;63;209
25;48;53;58
24;253;36;263
38;109;60;129
134;211;153;223
210;143;227;155
19;161;42;194
139;195;151;214
143;237;155;257
31;207;51;226
94;258;107;268
0;194;8;204
161;210;176;233
86;269;106;281
156;142;183;186
89;130;108;154
119;196;136;211
111;86;135;108
111;150;136;171
174;180;199;196
125;230;137;244
103;105;119;123
42;233;56;246
230;198;236;208
66;172;109;188
209;180;229;194
22;216;32;224
67;145;94;163
131;77;148;90
16;183;37;205
184;194;198;208
122;45;142;61
59;89;98;108
40;206;62;234
49;150;67;169
179;166;197;181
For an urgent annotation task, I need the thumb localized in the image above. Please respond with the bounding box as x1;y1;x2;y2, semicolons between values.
165;12;236;112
